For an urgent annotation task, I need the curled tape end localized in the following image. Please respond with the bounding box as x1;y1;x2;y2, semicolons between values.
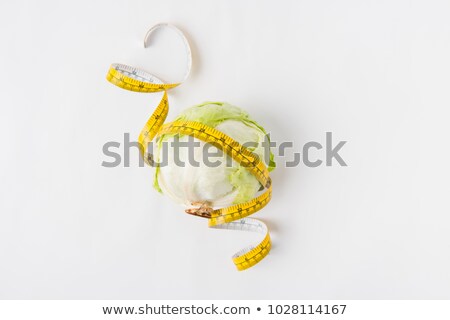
143;23;192;83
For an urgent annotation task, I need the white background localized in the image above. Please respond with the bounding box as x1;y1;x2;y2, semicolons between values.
1;0;449;299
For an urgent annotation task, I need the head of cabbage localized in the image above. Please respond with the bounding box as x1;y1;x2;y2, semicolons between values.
152;102;275;211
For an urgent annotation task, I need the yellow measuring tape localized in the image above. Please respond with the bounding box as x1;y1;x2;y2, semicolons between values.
106;23;272;271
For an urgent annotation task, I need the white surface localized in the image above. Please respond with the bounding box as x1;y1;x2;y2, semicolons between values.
1;0;450;299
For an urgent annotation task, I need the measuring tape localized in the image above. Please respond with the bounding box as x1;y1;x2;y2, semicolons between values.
106;23;273;271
